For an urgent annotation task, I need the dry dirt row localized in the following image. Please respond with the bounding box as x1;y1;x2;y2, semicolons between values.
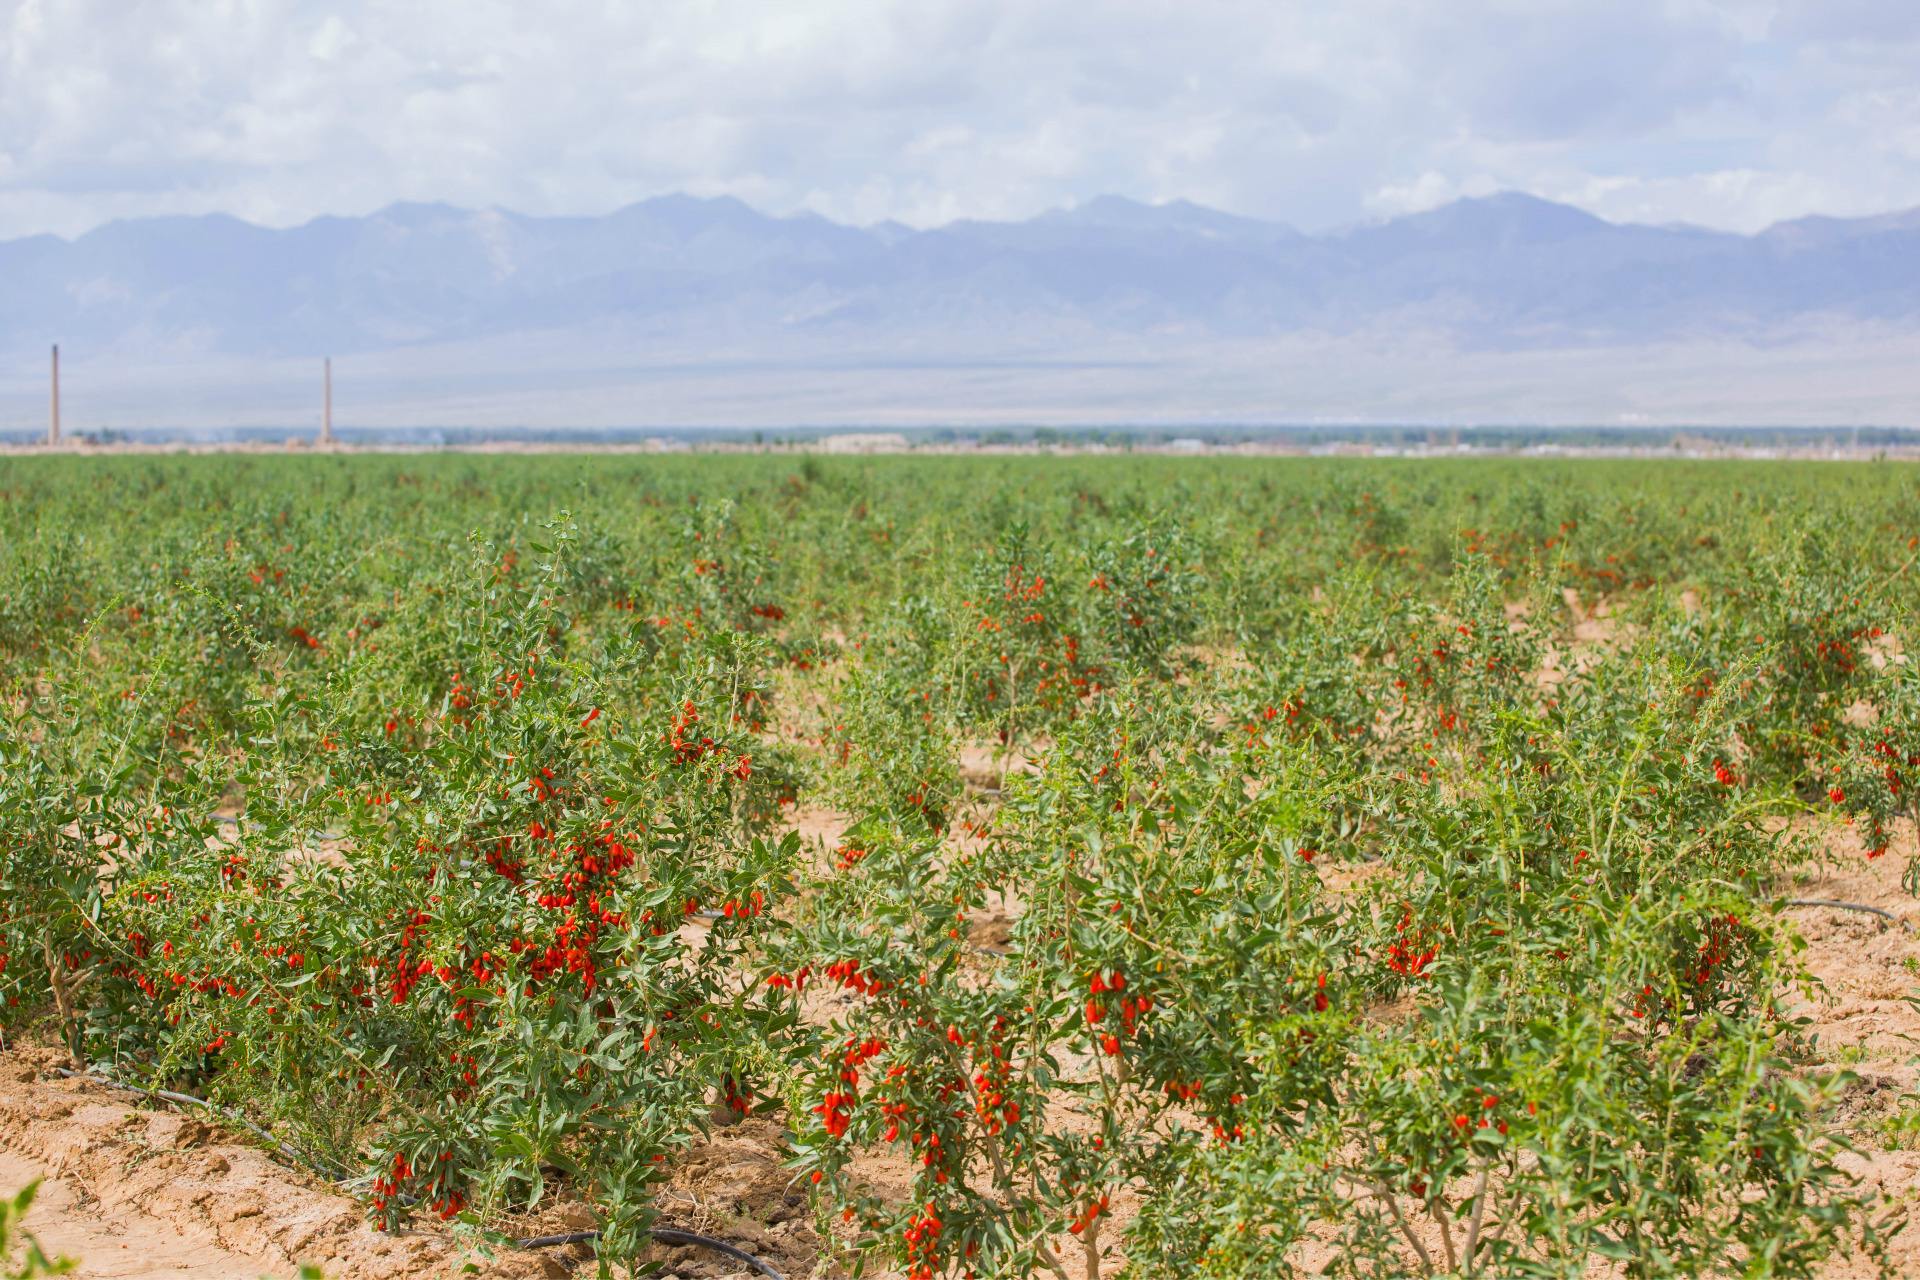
0;1046;820;1280
1776;823;1920;1279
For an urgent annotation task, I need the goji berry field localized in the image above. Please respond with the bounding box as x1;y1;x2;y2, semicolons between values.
2;454;1917;1280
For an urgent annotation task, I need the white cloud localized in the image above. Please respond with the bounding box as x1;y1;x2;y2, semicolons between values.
1;0;1918;240
1365;172;1502;219
307;15;356;62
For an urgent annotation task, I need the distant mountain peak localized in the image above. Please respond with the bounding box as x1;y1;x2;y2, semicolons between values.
1365;191;1613;242
1074;193;1161;217
629;191;755;214
1762;205;1920;247
370;200;468;225
1045;193;1297;240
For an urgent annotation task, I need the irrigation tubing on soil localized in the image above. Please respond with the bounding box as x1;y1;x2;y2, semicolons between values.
1783;898;1912;929
515;1228;786;1278
50;1067;787;1280
1781;898;1904;924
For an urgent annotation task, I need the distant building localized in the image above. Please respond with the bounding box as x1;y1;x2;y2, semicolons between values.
816;432;911;453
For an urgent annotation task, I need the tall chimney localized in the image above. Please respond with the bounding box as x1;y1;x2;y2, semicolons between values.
321;357;333;446
48;344;60;446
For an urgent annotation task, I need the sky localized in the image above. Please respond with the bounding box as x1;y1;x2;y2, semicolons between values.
2;0;1919;242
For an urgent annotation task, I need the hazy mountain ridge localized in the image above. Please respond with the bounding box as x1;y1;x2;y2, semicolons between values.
6;191;1919;362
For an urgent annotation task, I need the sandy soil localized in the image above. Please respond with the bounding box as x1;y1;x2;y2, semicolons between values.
0;1050;562;1279
0;1145;280;1279
0;1048;826;1280
1780;821;1920;1280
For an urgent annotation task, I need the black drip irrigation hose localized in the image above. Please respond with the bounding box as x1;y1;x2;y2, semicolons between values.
515;1227;786;1279
1784;898;1913;929
50;1068;787;1279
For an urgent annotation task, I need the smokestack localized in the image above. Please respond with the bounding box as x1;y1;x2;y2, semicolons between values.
48;344;60;446
321;357;333;446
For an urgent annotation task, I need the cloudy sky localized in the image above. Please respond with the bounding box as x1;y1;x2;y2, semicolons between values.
2;0;1918;241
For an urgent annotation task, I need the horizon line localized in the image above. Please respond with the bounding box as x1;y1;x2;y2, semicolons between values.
12;187;1920;249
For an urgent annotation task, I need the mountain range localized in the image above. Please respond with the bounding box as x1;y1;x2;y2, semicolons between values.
4;192;1919;428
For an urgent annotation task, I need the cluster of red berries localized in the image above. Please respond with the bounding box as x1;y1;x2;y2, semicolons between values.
813;1035;887;1139
902;1205;944;1280
1083;967;1150;1056
1386;907;1439;978
1066;1192;1110;1236
1451;1092;1508;1137
821;957;888;997
951;1016;1021;1136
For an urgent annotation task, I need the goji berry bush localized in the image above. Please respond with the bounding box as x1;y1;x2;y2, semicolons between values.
2;454;1916;1278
